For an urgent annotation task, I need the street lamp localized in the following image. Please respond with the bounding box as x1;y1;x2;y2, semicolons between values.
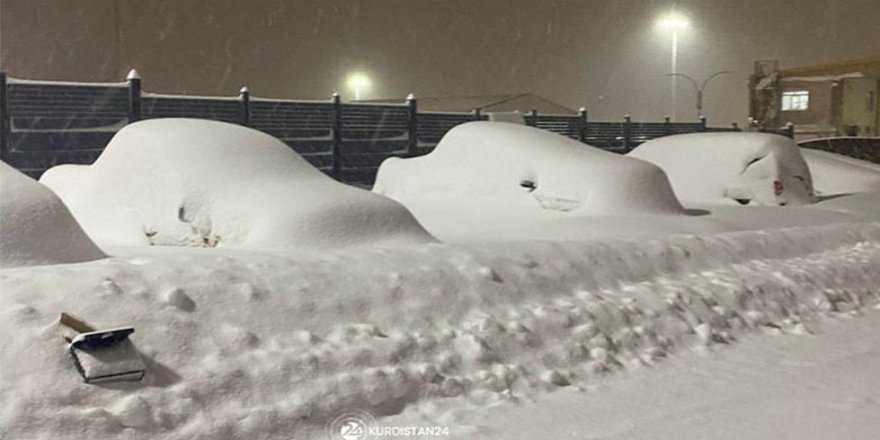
666;71;732;119
345;71;372;101
655;9;690;120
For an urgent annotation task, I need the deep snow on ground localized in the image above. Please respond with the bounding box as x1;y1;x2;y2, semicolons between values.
628;133;814;206
0;162;105;268
410;311;880;440
2;221;880;439
385;190;880;243
40;118;432;250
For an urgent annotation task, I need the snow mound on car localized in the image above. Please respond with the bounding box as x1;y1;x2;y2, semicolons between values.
40;118;432;250
628;132;815;206
0;162;105;268
801;148;880;196
373;121;684;215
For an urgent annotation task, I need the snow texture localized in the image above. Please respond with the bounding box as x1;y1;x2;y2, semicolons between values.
40;118;433;250
437;312;880;440
0;162;105;268
2;221;880;439
801;148;880;196
628;132;815;206
374;121;685;215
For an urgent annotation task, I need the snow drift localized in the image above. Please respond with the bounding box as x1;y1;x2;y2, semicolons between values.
40;119;432;249
628;133;815;206
801;148;880;196
0;162;105;268
2;222;880;440
374;121;684;215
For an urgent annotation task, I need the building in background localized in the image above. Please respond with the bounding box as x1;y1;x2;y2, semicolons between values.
750;56;880;139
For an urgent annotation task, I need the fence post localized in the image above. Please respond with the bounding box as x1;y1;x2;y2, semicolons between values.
331;93;342;179
699;116;707;132
578;107;588;143
623;115;631;150
126;69;142;122
472;108;482;121
239;86;250;126
786;122;795;138
0;72;8;161
664;116;671;135
527;109;538;127
406;93;418;157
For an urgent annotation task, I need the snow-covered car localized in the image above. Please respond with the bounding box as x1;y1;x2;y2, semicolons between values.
40;118;433;250
373;121;685;216
628;132;815;206
800;148;880;196
0;161;106;268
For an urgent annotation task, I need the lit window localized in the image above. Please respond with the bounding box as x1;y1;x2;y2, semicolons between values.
781;90;809;111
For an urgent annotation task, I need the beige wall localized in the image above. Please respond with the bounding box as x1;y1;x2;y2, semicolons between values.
842;78;879;136
776;80;835;128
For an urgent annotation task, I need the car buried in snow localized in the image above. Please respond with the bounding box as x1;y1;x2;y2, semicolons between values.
628;132;815;207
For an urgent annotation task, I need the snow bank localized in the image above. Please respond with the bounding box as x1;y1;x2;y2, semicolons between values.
0;162;105;268
40;119;432;250
801;148;880;196
374;121;684;215
628;133;815;206
2;222;880;439
443;313;880;440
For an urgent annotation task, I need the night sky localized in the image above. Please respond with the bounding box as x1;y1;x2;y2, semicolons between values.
1;0;879;125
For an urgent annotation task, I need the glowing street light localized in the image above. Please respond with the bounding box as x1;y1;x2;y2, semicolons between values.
656;11;690;32
345;71;373;101
655;9;691;120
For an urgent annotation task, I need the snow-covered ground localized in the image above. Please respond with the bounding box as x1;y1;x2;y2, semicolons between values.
3;221;880;439
3;122;880;439
418;311;880;440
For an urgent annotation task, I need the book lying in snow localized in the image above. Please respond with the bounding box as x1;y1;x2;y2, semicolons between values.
60;313;146;384
69;327;146;384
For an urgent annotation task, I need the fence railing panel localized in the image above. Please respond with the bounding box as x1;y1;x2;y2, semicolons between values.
142;95;241;123
585;122;626;151
248;100;335;172
3;80;128;178
416;112;480;150
0;72;776;184
336;104;412;183
534;114;582;139
799;137;880;163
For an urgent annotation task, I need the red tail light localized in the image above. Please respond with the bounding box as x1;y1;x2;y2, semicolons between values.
773;180;784;195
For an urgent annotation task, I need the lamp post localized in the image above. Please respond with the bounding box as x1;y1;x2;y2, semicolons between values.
655;9;690;121
666;70;732;119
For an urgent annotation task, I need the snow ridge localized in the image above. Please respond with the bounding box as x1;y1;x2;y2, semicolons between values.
2;222;880;439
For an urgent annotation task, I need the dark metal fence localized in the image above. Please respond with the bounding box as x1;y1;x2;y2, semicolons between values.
0;71;794;184
799;137;880;164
